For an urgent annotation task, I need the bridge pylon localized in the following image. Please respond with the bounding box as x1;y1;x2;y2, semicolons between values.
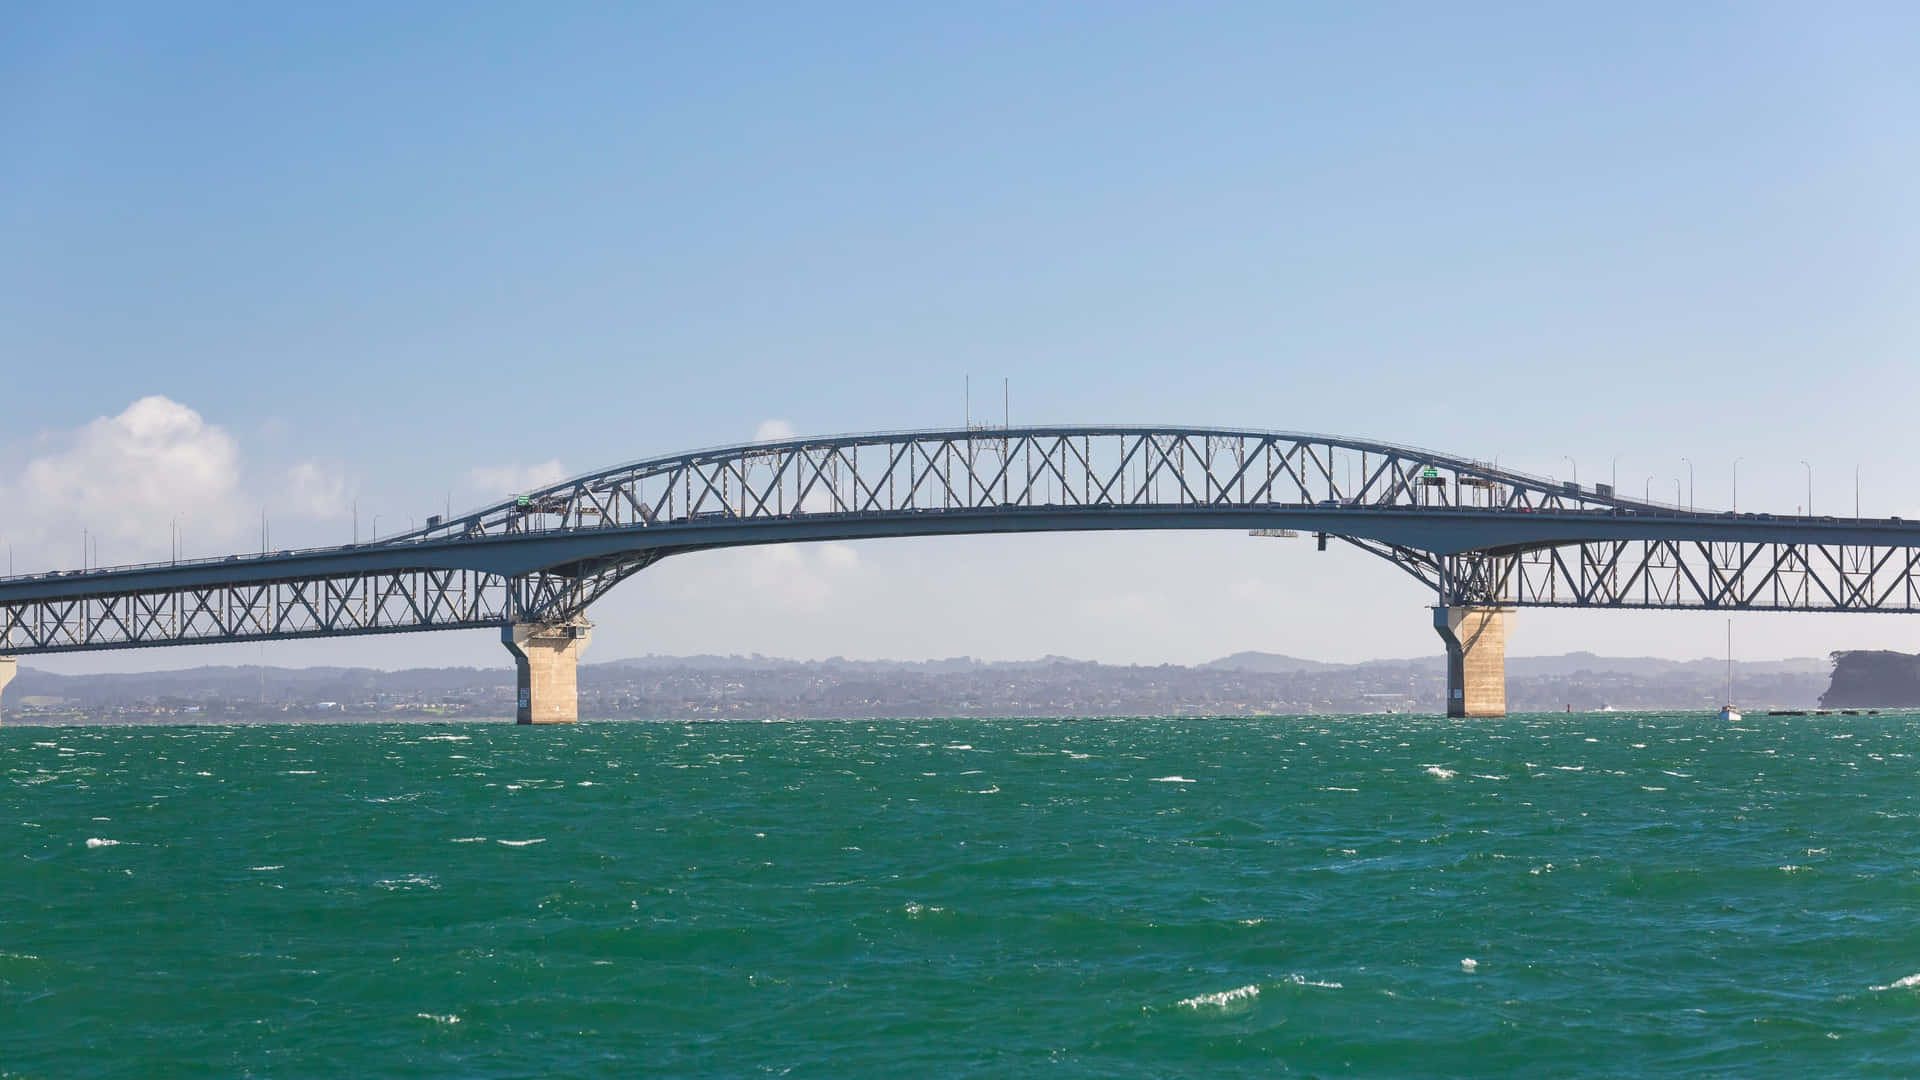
1434;606;1510;718
0;657;13;725
504;620;592;724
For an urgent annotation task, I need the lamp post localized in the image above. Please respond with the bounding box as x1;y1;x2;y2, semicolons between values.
1682;457;1694;511
1644;476;1654;503
1563;456;1578;487
1801;461;1813;516
1855;465;1861;519
372;515;380;541
1674;478;1682;506
1611;455;1619;493
1732;458;1743;513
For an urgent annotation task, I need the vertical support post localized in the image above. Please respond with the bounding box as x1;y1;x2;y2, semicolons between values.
503;621;591;724
0;657;13;725
1433;606;1510;718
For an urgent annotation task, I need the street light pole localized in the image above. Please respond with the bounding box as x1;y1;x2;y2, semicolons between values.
1611;455;1619;493
1856;465;1861;518
1644;476;1654;503
1563;456;1578;487
1682;457;1694;511
1801;461;1813;516
1732;458;1743;513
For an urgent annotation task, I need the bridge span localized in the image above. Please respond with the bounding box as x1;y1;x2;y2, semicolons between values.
4;425;1918;721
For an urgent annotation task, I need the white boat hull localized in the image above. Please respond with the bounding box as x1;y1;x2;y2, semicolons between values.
1718;707;1741;723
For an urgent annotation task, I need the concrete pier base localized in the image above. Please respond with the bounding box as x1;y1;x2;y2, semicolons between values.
1434;606;1510;718
0;657;13;725
504;621;591;724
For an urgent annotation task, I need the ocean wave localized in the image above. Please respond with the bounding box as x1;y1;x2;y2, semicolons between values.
1151;776;1197;784
85;838;121;848
1424;766;1456;780
1871;973;1920;992
1178;984;1259;1009
496;838;546;847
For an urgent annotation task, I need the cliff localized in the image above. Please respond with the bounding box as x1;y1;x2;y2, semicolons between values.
1819;650;1920;707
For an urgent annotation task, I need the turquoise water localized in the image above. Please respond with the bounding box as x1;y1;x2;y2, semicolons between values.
4;713;1920;1077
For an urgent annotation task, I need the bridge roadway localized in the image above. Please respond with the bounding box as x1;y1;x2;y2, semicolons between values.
3;425;1918;720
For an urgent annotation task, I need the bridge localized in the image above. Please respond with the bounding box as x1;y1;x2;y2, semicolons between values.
4;425;1917;722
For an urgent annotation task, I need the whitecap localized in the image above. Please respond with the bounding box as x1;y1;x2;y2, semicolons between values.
416;1013;461;1024
1424;766;1457;780
1152;776;1198;784
1461;958;1479;973
376;875;438;890
1284;973;1342;989
1178;984;1259;1009
286;770;317;775
496;838;545;847
1870;973;1920;991
85;838;121;848
450;837;487;844
248;865;284;871
945;744;974;751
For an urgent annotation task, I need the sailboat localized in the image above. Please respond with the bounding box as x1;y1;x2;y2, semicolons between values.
1717;620;1741;723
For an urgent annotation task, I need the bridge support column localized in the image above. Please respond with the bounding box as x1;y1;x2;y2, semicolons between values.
0;657;13;725
504;622;591;725
1434;606;1509;718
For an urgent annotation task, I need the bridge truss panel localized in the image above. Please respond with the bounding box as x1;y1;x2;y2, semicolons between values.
399;427;1657;546
1395;540;1920;613
0;556;662;657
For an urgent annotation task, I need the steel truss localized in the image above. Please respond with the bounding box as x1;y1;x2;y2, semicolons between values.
4;424;1919;657
1357;540;1920;612
0;555;664;656
395;426;1646;544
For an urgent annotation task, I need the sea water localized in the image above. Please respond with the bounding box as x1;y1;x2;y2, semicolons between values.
4;713;1919;1077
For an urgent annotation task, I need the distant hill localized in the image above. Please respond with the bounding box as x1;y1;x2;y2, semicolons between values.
1200;652;1341;674
7;648;1835;723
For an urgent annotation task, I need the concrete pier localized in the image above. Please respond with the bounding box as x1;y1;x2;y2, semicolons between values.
1434;605;1510;718
503;621;592;724
0;657;13;725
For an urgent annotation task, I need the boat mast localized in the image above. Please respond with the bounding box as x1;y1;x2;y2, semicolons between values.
1725;619;1733;704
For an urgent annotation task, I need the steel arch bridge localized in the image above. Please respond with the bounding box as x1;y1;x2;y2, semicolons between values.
4;425;1918;719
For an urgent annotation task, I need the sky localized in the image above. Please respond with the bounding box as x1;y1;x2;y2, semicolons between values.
4;2;1920;674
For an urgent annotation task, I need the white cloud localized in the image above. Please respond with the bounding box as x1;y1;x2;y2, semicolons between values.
0;397;376;572
11;396;244;552
282;461;353;519
466;460;568;494
741;542;862;613
753;419;796;443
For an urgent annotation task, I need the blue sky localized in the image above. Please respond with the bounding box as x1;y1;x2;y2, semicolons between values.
5;3;1920;673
